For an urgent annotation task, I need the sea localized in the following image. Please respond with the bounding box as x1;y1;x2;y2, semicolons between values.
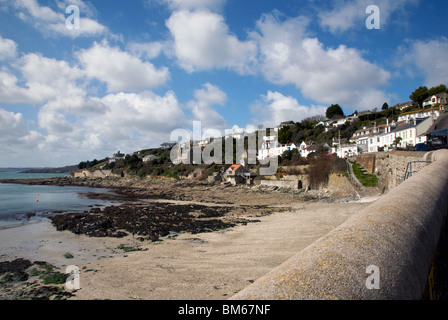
0;172;119;229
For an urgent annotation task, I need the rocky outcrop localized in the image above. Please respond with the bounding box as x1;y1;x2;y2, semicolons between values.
49;202;264;242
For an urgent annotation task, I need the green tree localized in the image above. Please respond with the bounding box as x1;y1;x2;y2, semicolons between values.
427;84;447;96
278;126;292;144
410;86;429;108
382;102;389;111
124;154;142;170
393;136;402;147
326;104;344;119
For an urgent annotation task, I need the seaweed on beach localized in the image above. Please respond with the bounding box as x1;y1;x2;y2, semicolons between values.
49;202;245;242
0;259;74;300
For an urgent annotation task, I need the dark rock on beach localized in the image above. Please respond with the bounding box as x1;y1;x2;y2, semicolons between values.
0;258;33;281
49;202;248;242
0;259;75;300
2;175;287;242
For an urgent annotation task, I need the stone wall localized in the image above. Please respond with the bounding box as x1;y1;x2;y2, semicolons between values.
327;173;359;198
73;169;120;179
259;179;302;190
259;173;310;190
232;150;448;300
375;151;430;193
356;154;376;174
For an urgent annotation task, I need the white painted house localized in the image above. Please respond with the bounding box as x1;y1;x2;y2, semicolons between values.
257;135;281;161
351;125;381;153
109;151;126;164
353;117;436;152
392;117;434;149
332;138;358;158
298;141;313;158
393;101;418;111
397;107;442;123
423;93;448;108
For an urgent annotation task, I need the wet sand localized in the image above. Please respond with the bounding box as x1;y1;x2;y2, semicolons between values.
0;199;372;300
0;220;128;269
0;177;379;300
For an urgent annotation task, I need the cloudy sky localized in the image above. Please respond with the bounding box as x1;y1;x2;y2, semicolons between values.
0;0;447;167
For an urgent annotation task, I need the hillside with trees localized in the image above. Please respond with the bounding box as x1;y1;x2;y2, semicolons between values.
75;84;446;180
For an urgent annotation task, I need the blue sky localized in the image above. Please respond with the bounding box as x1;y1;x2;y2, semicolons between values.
0;0;447;167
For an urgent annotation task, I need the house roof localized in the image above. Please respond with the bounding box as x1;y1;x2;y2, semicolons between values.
308;144;320;152
426;112;448;135
393;101;416;108
400;106;441;116
391;118;428;133
422;93;447;102
357;110;372;116
226;164;242;172
391;123;414;133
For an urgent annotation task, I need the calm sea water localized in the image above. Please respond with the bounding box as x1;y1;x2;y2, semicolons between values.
0;172;119;229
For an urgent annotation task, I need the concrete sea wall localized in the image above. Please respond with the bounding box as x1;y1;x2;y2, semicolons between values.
259;179;302;190
232;150;448;300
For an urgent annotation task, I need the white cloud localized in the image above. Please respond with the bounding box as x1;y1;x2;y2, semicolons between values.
250;91;327;129
318;0;420;34
166;10;257;74
13;0;107;38
0;52;86;104
0;38;182;165
92;90;185;139
252;12;391;110
77;41;170;92
38;106;74;135
127;41;166;60
150;0;226;12
21;52;85;94
41;89;186;152
0;71;34;104
401;37;448;87
0;108;43;153
0;89;188;166
0;36;18;61
1;41;171;104
187;83;229;131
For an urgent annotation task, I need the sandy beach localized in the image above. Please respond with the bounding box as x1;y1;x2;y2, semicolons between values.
0;179;376;300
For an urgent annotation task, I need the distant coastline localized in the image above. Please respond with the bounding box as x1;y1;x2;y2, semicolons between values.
0;165;77;174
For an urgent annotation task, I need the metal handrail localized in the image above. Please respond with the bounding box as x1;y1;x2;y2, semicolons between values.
404;160;431;181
